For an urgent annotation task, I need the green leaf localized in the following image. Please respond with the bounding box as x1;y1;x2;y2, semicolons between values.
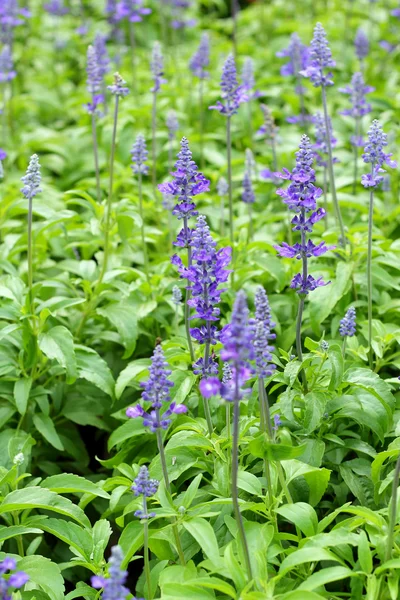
97;302;138;359
248;434;306;461
310;262;353;332
119;520;144;567
161;583;215;599
115;359;151;399
14;378;32;415
75;346;115;399
276;503;318;538
298;566;353;591
18;555;65;600
328;345;344;391
303;392;326;434
92;520;113;564
38;326;77;384
0;525;42;542
108;418;145;451
237;470;262;496
28;517;92;560
40;473;109;499
181;473;202;509
0;487;90;528
33;414;64;451
280;547;344;573
183;518;220;562
358;530;372;574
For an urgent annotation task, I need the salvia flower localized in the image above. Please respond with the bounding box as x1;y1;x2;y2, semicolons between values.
189;32;210;79
132;465;159;518
242;171;255;204
258;104;278;139
166;110;179;140
339;306;356;337
241;57;259;99
126;345;187;432
21;154;42;200
312;112;337;166
0;557;29;597
255;286;276;341
253;287;276;378
172;285;182;305
209;53;247;117
276;32;310;79
0;0;30;29
108;72;129;96
150;41;166;93
339;72;374;120
158;137;209;247
0;44;16;82
273;414;282;431
115;0;151;22
91;546;132;599
361;120;397;188
301;23;336;87
354;27;369;61
94;34;110;79
86;45;103;114
217;177;229;197
131;134;149;175
274;135;333;294
44;0;68;15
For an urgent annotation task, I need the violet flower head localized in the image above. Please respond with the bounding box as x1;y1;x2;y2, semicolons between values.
44;0;68;16
131;134;149;175
91;546;131;600
217;177;229;197
108;72;129;96
312;112;337;166
170;0;196;29
241;57;259;99
339;72;374;120
21;154;42;200
222;361;232;383
273;414;282;431
276;32;309;79
86;45;103;115
0;0;30;38
253;320;275;378
339;306;356;337
0;44;16;82
255;286;276;341
354;27;369;61
274;135;333;294
361;120;397;188
391;6;400;18
258;104;278;140
115;0;151;23
301;23;336;87
166;110;179;140
150;41;166;93
0;557;29;596
126;345;186;432
209;54;247;117
132;465;159;497
242;171;255;204
172;285;182;305
94;34;110;79
189;32;210;79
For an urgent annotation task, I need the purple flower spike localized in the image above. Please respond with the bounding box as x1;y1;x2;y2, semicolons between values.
241;57;260;99
339;72;374;119
91;546;131;599
209;54;247;117
170;0;196;29
166;110;179;140
189;32;210;79
132;465;159;498
0;45;16;82
0;556;29;596
44;0;68;16
273;414;282;431
94;34;110;79
150;41;166;93
115;0;151;23
255;286;276;341
199;376;221;398
361;120;397;188
276;32;310;79
217;177;229;197
312;112;337;167
21;154;42;200
242;171;255;204
339;306;356;337
354;28;369;61
301;23;335;87
108;72;129;97
131;134;149;175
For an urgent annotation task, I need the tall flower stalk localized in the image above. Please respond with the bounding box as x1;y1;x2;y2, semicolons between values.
312;112;337;228
189;32;210;169
91;546;132;598
173;215;232;434
131;134;150;279
339;72;374;195
302;23;345;245
361;120;396;367
339;306;356;357
210;54;246;243
385;455;400;562
242;149;255;242
158;137;209;363
86;45;103;204
150;42;166;193
276;33;310;130
126;344;187;564
21;154;42;317
274;136;333;382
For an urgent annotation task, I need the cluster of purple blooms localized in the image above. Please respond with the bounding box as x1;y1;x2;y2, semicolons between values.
126;344;187;432
241;57;259;100
166;110;179;141
21;154;42;201
189;32;210;79
91;546;142;600
108;72;130;97
0;0;30;44
361;120;397;188
312;112;337;167
339;307;356;337
114;0;151;23
150;41;166;93
86;45;104;115
173;215;232;375
242;150;255;204
131;134;149;175
0;44;16;82
301;23;335;88
253;287;276;379
339;72;374;147
277;32;310;123
354;28;369;62
0;557;29;598
132;465;159;519
274;135;333;294
43;0;68;16
209;54;247;117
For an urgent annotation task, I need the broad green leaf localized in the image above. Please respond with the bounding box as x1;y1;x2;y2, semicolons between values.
280;547;343;573
358;530;372;574
92;520;113;564
237;470;262;496
303;392;326;434
18;555;64;600
115;359;151;399
276;503;318;538
40;473;109;499
328;346;343;391
0;487;90;528
119;520;144;567
161;583;215;599
183;518;220;562
187;577;236;598
248;434;306;461
108;418;146;451
28;517;92;560
75;345;115;399
33;414;64;451
38;326;77;384
181;473;202;509
0;525;42;542
281;591;328;600
98;302;138;358
310;262;353;332
14;378;32;415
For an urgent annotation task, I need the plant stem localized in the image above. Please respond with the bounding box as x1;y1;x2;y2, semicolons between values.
138;171;149;281
323;166;328;229
367;183;374;369
386;455;400;561
220;195;225;237
352;117;360;195
199;78;205;170
27;194;34;316
202;320;214;435
227;117;234;243
152;91;157;194
258;378;274;505
321;86;346;246
342;336;347;359
247;203;253;243
155;426;186;565
183;221;195;362
143;496;152;600
91;111;101;203
295;208;307;367
247;99;253;150
231;368;253;581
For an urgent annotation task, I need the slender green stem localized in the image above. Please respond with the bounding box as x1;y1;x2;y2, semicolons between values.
199;78;205;170
183;221;195;362
227;117;234;243
152;91;157;193
247;203;253;243
143;496;152;600
352;117;360;196
231;368;253;581
91;111;101;203
367;183;374;369
202;326;214;435
295;208;307;367
385;455;400;561
258;378;273;505
155;426;186;565
323;166;328;230
321;86;346;246
220;196;225;237
27;195;34;316
138;171;149;280
342;337;347;359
